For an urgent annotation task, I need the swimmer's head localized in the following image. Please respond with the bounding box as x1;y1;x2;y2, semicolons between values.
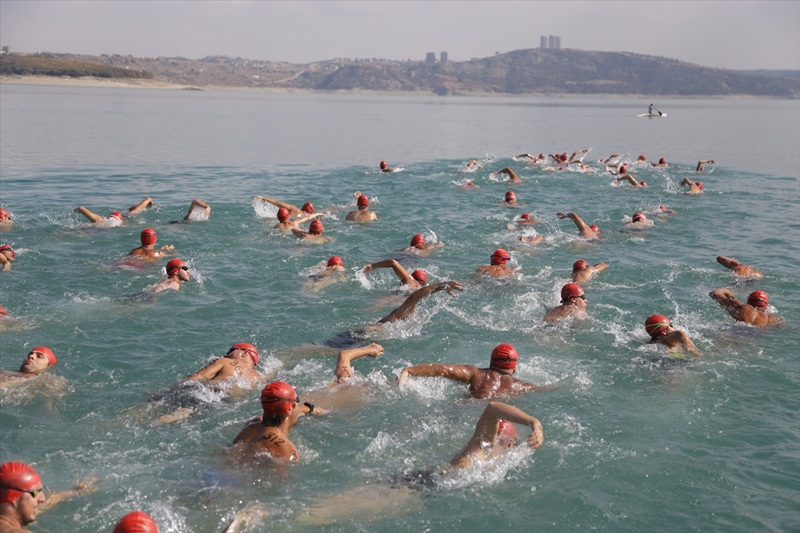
659;205;667;212
747;290;769;310
411;269;427;285
496;420;517;448
538;153;545;159
639;181;647;187
410;234;426;249
572;260;589;273
637;154;646;161
327;256;343;268
277;208;290;222
560;283;585;303
260;381;298;417
490;249;511;266
695;182;704;190
30;346;57;367
357;194;369;208
309;219;324;235
109;211;123;221
165;258;188;276
0;462;41;505
520;213;532;221
0;208;9;221
645;314;671;339
0;306;7;317
228;343;259;366
631;212;646;223
301;202;315;215
659;157;666;165
113;511;158;533
0;245;15;258
589;224;600;234
490;343;518;371
620;164;628;173
505;191;516;202
380;161;388;170
140;228;157;246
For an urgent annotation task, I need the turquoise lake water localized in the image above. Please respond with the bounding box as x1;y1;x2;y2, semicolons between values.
1;85;798;532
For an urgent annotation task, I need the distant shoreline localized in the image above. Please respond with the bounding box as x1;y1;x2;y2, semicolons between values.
0;74;783;100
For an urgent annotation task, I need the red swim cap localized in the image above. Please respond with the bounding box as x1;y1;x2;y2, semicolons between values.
631;212;646;223
645;314;671;339
747;290;768;310
0;244;14;254
520;213;531;221
695;182;704;190
639;181;647;187
309;219;324;235
491;249;511;265
31;346;57;366
658;205;667;212
497;420;517;447
572;260;589;273
357;195;369;207
505;191;516;202
229;343;258;366
260;381;297;417
411;269;427;284
140;228;157;246
589;224;600;233
113;511;159;533
0;305;7;316
659;157;666;164
302;202;315;215
561;283;585;302
380;161;388;170
490;343;518;371
637;154;646;161
110;211;123;220
327;256;343;267
410;234;426;248
165;258;187;276
0;208;9;221
0;462;41;504
277;208;290;222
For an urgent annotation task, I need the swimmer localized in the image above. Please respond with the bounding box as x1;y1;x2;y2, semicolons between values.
598;153;624;164
715;256;764;278
516;152;546;164
292;219;328;242
695;159;715;172
0;461;95;532
624;211;653;230
254;197;315;219
474;248;517;278
680;177;704;194
402;234;443;255
0;346;57;389
181;198;211;222
128;197;154;215
399;343;552;399
556;212;600;240
465;159;483;171
361;258;427;290
654;205;677;216
373;281;463;326
570;259;608;284
504;191;518;206
0;245;16;271
74;206;124;226
149;258;191;294
644;314;700;356
611;174;647;187
233;381;322;462
651;157;668;168
514;213;539;226
493;168;521;183
379;161;398;173
0;207;11;228
543;283;588;323
709;288;783;327
632;154;648;166
273;207;322;232
458;179;478;190
346;193;378;222
128;228;174;262
113;511;158;532
303;256;347;293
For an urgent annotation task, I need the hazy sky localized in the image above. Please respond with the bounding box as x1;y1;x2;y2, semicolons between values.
1;0;798;70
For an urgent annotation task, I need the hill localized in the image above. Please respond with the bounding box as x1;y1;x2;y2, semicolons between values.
2;48;797;98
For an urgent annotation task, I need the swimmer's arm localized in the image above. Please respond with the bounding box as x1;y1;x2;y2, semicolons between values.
255;197;296;211
184;358;225;381
591;262;608;273
680;177;694;187
335;343;383;382
363;259;414;285
379;281;463;323
401;364;476;384
696;160;714;171
556;212;590;232
291;228;306;239
38;477;97;512
715;256;741;270
0;255;10;270
184;199;211;220
295;213;323;225
479;401;544;449
74;206;103;223
128;197;153;214
709;288;743;314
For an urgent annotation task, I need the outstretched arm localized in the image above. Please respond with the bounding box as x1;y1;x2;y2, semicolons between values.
128;197;153;215
450;401;543;468
362;259;414;285
335;343;383;382
556;212;591;233
680;177;694;187
696;159;714;171
184;199;211;220
74;206;103;223
716;256;741;270
183;358;225;381
38;478;97;512
255;196;298;212
709;288;743;317
611;175;640;186
398;363;476;385
378;281;463;323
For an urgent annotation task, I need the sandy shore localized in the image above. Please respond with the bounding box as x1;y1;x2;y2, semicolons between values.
0;74;192;90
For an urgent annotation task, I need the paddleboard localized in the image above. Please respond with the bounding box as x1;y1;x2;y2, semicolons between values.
637;113;667;117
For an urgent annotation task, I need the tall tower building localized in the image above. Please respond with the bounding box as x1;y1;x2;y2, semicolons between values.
425;52;436;64
440;51;448;64
540;36;548;48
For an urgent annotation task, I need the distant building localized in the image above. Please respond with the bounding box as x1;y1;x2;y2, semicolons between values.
548;35;561;49
540;36;548;49
440;51;448;64
425;52;436;65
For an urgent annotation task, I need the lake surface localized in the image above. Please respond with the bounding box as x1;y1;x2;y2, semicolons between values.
1;85;798;532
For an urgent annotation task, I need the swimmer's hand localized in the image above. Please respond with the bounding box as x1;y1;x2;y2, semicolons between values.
397;369;410;386
527;419;544;449
73;476;98;495
443;281;464;296
366;343;384;358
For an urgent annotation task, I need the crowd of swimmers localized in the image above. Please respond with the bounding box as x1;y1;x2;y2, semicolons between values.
0;155;783;531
